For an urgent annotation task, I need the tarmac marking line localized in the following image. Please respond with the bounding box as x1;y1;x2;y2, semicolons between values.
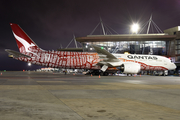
37;81;68;83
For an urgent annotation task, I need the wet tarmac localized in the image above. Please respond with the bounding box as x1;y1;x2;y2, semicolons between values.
0;71;180;120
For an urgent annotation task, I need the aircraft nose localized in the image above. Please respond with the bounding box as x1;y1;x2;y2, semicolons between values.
171;63;176;70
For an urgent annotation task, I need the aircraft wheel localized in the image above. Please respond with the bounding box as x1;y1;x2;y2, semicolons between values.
103;72;109;76
127;74;132;77
100;72;104;76
95;72;99;75
92;72;95;75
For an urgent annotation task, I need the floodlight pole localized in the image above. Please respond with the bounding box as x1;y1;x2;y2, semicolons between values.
59;44;63;49
73;34;78;48
147;15;152;34
100;17;106;35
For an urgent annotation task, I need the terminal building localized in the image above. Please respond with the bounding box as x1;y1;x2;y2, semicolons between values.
76;26;180;70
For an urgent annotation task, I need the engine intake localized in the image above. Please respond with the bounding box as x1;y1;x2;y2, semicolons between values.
120;62;141;74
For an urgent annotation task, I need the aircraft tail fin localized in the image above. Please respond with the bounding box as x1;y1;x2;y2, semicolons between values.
10;23;42;53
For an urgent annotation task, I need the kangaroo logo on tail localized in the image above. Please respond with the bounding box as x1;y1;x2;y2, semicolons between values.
13;32;36;53
10;23;42;57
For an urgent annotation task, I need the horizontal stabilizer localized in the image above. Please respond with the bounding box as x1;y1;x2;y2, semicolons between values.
5;49;31;58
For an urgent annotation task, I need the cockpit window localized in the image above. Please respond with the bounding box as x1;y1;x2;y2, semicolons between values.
170;59;173;63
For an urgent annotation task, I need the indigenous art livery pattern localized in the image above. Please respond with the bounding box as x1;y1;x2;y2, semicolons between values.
16;49;100;69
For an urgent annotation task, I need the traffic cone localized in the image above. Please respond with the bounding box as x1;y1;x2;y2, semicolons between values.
140;74;141;77
91;74;92;77
1;73;2;75
99;75;101;78
134;74;136;77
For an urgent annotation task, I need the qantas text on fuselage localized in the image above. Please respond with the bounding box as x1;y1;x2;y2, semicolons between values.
127;55;158;60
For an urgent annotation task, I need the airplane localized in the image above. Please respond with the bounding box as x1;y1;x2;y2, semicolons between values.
5;23;176;76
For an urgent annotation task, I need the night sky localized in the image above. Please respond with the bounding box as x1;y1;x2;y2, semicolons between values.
1;0;180;71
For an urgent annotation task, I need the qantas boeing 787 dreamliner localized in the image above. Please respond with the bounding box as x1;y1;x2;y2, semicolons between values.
5;23;176;76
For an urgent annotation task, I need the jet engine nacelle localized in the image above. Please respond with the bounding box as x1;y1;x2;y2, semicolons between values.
120;62;141;74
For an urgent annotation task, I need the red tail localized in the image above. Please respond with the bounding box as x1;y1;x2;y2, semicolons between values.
10;23;41;53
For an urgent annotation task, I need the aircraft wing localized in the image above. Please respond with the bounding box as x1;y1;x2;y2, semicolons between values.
5;49;31;58
92;45;119;62
92;45;122;71
96;61;122;67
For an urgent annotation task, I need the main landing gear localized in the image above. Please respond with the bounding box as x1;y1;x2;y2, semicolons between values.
127;74;133;76
89;70;109;76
